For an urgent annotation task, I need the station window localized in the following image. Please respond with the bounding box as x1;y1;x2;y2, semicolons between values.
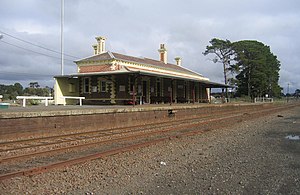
83;78;90;93
101;81;107;92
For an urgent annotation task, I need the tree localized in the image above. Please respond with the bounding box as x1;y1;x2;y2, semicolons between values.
23;82;51;97
13;83;23;95
295;89;300;97
0;83;24;100
22;82;49;105
29;82;40;88
232;40;281;99
0;82;52;101
203;38;236;98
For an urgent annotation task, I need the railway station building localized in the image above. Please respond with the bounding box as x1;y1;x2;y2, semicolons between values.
54;36;227;105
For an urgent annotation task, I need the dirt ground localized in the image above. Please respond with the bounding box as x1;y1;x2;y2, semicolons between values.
1;105;300;194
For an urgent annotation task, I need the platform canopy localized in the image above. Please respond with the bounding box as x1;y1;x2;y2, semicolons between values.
55;69;230;89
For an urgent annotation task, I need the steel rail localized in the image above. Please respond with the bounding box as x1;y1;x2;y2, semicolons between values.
0;105;293;162
0;105;293;164
0;112;244;163
0;113;243;181
0;107;249;146
0;104;297;181
0;107;257;152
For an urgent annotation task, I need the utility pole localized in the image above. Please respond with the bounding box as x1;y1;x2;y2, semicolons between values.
60;0;64;75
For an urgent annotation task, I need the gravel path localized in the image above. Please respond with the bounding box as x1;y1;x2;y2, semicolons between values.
1;105;300;194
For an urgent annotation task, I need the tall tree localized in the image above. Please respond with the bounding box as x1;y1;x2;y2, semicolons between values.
29;82;40;88
203;38;235;97
232;40;281;99
24;82;51;97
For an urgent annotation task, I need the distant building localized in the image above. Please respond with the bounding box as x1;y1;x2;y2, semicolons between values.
54;36;227;105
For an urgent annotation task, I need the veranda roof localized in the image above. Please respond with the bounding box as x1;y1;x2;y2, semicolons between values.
55;69;229;88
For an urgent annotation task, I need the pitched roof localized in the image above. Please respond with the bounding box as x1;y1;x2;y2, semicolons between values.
75;52;113;62
75;51;204;78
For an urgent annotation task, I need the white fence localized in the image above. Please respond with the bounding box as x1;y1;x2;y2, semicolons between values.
60;96;85;106
254;97;273;103
16;96;53;107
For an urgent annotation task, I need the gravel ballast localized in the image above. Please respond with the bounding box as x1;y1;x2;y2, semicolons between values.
1;105;300;194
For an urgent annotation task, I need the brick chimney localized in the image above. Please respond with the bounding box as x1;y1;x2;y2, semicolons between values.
93;36;106;55
158;44;168;64
92;44;98;55
175;57;182;66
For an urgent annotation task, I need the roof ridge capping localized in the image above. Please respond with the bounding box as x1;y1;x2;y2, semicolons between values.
75;51;114;63
111;52;179;67
107;51;115;58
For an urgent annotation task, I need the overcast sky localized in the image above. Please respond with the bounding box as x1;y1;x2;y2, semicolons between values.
0;0;299;93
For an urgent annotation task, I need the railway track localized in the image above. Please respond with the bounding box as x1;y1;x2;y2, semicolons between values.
0;103;297;181
0;105;262;157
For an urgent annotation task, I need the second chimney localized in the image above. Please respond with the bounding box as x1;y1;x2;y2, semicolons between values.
158;44;168;64
175;57;182;66
94;36;106;55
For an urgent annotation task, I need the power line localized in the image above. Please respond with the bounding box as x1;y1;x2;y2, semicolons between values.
0;30;80;59
0;40;75;62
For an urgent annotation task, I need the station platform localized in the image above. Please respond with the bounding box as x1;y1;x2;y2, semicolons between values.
0;103;254;119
